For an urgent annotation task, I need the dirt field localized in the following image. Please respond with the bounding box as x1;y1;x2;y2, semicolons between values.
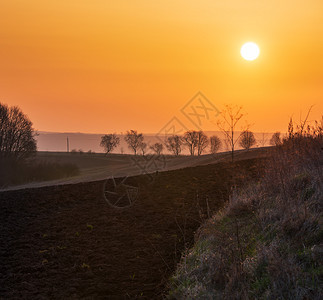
1;147;270;192
0;157;266;299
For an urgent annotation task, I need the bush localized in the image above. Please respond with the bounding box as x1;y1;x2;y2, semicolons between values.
239;130;256;150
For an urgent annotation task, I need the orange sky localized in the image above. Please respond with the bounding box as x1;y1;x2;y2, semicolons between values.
0;0;322;134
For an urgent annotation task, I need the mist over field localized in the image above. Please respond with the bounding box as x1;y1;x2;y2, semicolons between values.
36;131;274;154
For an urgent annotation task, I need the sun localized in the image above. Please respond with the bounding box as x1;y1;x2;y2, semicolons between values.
240;42;260;61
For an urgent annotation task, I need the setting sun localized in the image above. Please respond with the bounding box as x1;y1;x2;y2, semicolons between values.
240;42;260;61
0;0;322;134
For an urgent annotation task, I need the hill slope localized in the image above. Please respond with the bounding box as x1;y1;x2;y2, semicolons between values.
170;135;322;299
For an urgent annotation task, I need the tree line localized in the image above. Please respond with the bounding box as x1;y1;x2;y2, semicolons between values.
100;129;259;156
99;104;284;159
0;102;286;162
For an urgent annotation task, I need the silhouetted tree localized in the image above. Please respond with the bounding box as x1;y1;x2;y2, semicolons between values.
239;130;256;150
0;102;37;161
259;132;269;147
100;133;120;154
183;131;198;156
165;135;183;156
270;132;282;146
217;104;245;161
223;139;230;151
139;142;147;156
150;143;163;155
196;131;208;156
210;135;222;154
124;130;144;155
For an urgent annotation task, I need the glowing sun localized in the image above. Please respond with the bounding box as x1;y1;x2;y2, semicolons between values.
240;42;260;61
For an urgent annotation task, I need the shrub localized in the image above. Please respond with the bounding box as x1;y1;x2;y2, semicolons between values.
270;132;282;146
210;135;222;154
239;130;256;150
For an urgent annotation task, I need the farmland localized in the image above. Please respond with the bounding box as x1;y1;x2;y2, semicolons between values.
0;150;268;298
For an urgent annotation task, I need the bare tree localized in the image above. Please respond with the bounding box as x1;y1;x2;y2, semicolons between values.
259;132;269;147
217;105;245;162
183;131;198;156
165;135;183;156
139;142;147;156
124;130;144;155
270;132;282;146
196;131;208;156
150;143;163;155
210;135;222;154
223;138;230;151
239;130;256;150
0;103;37;161
100;133;120;154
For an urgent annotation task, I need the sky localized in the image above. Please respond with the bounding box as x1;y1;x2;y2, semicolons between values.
0;0;322;134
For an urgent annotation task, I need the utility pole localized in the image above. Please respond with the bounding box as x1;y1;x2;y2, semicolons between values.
67;137;69;153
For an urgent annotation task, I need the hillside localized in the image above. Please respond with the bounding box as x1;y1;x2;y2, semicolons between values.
170;131;322;299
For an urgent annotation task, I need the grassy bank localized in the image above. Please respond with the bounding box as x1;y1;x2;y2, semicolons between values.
169;126;322;299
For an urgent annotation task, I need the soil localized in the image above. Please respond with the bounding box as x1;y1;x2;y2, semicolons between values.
0;158;264;299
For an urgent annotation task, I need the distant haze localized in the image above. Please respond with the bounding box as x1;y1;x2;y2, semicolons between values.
36;131;276;154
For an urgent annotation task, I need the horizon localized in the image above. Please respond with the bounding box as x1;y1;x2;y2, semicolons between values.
38;129;280;135
36;130;277;153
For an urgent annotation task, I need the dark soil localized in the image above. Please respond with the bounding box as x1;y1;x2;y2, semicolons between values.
0;158;264;299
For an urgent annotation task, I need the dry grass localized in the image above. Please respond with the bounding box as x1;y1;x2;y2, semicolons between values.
169;118;323;299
